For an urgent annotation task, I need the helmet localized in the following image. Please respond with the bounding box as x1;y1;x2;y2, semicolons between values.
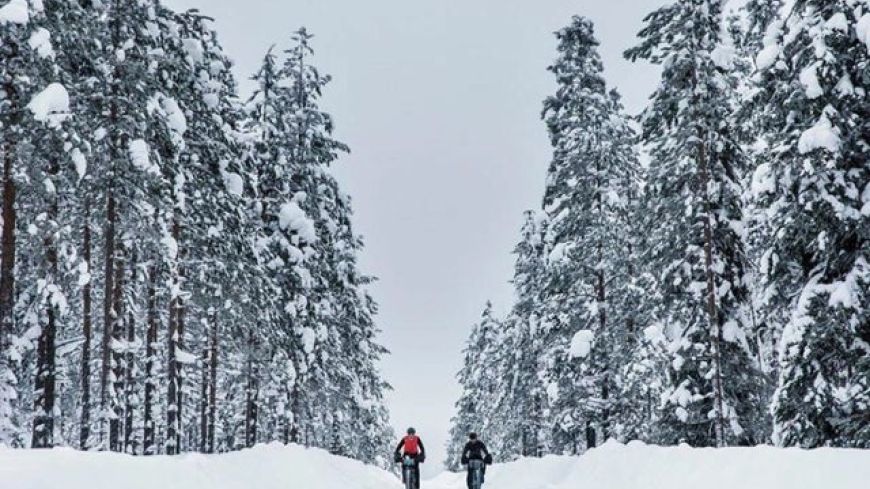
468;432;478;440
407;427;416;435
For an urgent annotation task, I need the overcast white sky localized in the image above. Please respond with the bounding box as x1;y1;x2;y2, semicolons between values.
166;0;665;474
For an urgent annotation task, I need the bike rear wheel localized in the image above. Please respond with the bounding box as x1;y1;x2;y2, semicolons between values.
469;460;484;489
405;466;416;489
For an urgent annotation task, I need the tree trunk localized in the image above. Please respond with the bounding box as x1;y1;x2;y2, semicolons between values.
0;69;20;402
199;333;208;453
32;156;60;448
143;260;158;455
698;132;726;448
102;0;123;448
166;279;179;455
176;294;185;452
124;251;137;454
169;214;185;453
109;244;126;451
79;201;93;449
287;381;301;444
207;310;217;453
594;148;610;441
244;330;259;448
100;188;116;448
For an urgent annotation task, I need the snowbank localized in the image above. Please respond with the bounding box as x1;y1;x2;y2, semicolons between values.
0;443;402;489
433;441;870;489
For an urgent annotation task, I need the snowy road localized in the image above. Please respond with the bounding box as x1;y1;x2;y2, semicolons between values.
3;440;870;489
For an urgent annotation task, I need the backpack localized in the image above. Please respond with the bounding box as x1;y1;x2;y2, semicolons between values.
467;440;484;460
403;435;420;455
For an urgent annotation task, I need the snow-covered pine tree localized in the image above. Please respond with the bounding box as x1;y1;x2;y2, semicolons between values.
24;0;80;450
86;0;162;452
504;212;548;459
242;45;310;448
625;0;765;447
0;0;391;459
752;0;870;448
447;303;501;469
170;12;249;455
275;28;351;449
536;17;641;453
0;0;44;447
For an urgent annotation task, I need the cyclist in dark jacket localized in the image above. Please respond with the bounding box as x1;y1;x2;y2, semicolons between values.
460;432;492;489
395;427;426;489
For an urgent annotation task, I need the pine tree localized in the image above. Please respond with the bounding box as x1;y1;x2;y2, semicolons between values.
447;303;501;469
536;17;641;453
625;0;765;447
0;0;40;446
506;212;549;459
0;0;391;462
753;0;870;448
27;1;77;449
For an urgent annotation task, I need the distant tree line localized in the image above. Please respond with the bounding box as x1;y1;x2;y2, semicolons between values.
0;0;392;463
448;0;869;468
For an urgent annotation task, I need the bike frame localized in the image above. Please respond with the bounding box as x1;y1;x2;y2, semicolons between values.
403;455;417;489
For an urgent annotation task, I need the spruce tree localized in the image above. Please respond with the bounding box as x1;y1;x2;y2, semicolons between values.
753;0;870;448
537;17;640;452
626;0;765;447
447;303;501;469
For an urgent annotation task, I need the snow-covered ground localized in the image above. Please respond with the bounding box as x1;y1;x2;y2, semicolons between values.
2;440;869;489
0;443;401;489
431;441;870;489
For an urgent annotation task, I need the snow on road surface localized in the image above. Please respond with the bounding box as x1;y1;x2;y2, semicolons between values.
2;439;869;489
430;440;870;489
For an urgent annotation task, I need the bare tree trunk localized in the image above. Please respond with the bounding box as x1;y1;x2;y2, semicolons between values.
99;188;116;448
101;0;123;445
244;330;258;448
32;156;60;448
143;260;158;455
207;310;217;453
0;70;20;391
585;420;596;450
176;293;185;452
31;300;57;448
166;280;179;455
109;244;126;451
79;201;93;449
198;333;208;453
124;251;137;454
597;268;610;440
287;382;300;444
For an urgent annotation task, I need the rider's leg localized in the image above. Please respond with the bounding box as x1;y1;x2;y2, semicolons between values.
466;469;473;489
414;461;421;489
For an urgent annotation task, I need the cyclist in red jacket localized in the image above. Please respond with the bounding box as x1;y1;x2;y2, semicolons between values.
394;427;426;489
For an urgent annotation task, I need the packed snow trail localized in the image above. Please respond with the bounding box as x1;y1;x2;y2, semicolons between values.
3;440;870;489
428;440;870;489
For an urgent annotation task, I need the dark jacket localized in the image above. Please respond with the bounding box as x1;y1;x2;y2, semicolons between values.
461;439;490;463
